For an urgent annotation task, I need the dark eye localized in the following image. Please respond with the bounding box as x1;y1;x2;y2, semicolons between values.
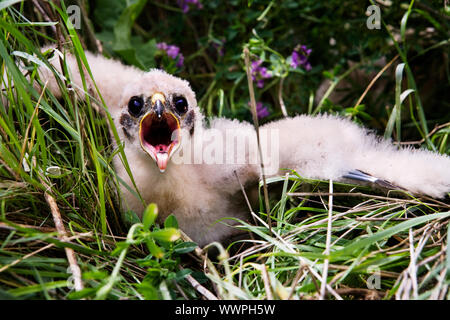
128;96;144;117
174;96;188;114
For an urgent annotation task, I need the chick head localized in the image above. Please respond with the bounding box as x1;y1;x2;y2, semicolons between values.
117;70;201;172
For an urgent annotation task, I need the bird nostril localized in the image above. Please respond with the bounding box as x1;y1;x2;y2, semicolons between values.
154;100;164;119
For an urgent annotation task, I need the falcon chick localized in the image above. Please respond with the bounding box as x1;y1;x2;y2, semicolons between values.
37;48;450;246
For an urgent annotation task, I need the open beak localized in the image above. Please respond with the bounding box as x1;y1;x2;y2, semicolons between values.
139;93;181;172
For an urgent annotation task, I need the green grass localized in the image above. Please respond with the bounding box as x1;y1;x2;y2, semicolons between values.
0;1;449;300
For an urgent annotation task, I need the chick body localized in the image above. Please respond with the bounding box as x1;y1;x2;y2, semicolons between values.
35;48;450;246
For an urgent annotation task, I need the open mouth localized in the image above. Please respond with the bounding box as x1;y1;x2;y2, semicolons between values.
139;112;181;172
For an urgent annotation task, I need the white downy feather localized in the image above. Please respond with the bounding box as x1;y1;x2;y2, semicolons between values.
29;48;450;245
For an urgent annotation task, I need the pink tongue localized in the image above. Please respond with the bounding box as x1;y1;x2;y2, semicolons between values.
155;144;169;153
155;152;169;172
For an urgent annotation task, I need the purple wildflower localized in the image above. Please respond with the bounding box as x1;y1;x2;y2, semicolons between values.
290;44;312;71
256;80;264;88
176;53;184;68
166;45;180;59
256;102;270;119
249;101;270;119
290;51;300;68
178;0;203;13
157;42;184;68
251;59;272;88
156;42;167;50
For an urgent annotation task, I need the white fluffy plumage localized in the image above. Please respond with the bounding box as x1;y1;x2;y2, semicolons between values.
36;48;450;246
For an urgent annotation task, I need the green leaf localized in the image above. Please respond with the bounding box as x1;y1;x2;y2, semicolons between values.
146;238;164;259
400;89;414;104
8;281;68;297
413;9;443;32
111;241;129;256
123;210;141;225
331;211;450;258
143;203;158;230
82;270;109;280
400;2;413;45
137;281;160;300
164;214;179;229
322;71;334;79
68;288;98;300
134;38;157;70
174;268;192;281
113;0;147;50
0;288;16;300
0;0;23;11
151;228;181;242
385;63;408;141
173;241;198;254
12;51;49;69
93;0;125;30
112;0;148;68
